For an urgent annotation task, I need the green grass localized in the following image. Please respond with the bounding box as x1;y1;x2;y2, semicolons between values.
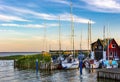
0;54;51;69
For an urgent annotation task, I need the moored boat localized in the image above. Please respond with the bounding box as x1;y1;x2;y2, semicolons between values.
60;0;79;70
102;60;118;68
84;58;100;69
61;55;79;69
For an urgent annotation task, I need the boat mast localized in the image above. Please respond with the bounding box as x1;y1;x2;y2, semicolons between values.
103;26;105;51
90;19;92;51
88;21;90;54
80;28;82;51
88;20;92;54
59;16;61;56
42;22;47;55
70;0;75;57
103;26;105;41
107;24;109;60
44;23;47;52
43;23;46;52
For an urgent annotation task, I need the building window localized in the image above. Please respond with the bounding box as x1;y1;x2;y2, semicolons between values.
112;44;116;48
114;51;117;57
110;52;113;57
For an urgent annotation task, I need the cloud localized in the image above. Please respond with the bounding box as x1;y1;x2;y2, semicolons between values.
46;0;69;5
24;24;44;28
0;29;15;32
81;0;120;9
0;29;24;35
0;5;57;20
0;23;58;28
44;0;120;13
25;3;38;8
0;5;95;23
1;24;20;27
59;13;95;24
0;29;25;36
0;14;29;22
80;0;120;13
46;24;58;27
24;24;58;28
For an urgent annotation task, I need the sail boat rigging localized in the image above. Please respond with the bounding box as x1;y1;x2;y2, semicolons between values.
59;16;61;56
43;22;47;52
80;28;82;51
70;0;75;58
107;24;110;60
61;0;79;69
88;20;92;55
84;20;100;68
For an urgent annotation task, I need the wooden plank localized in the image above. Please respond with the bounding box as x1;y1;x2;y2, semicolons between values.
97;68;120;80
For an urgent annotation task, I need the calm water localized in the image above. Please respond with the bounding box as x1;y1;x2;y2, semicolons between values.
0;52;41;57
0;61;118;82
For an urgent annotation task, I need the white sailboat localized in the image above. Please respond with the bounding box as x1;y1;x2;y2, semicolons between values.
62;58;79;69
61;1;79;69
84;20;100;69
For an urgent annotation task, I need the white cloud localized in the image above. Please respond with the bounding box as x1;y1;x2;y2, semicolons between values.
0;5;95;23
0;29;25;35
24;23;58;28
47;24;58;27
80;0;120;13
0;5;57;20
0;23;58;28
1;24;20;27
25;24;44;28
59;13;95;24
0;29;15;32
46;0;69;5
0;14;29;22
44;0;120;13
82;0;120;9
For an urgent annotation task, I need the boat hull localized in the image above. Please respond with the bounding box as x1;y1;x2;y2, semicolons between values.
62;60;79;69
84;59;100;69
103;60;118;68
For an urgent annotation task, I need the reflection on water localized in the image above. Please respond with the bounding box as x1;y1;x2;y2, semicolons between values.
0;61;119;82
97;78;119;82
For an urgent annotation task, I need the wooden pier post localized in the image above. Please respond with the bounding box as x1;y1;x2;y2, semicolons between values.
36;59;38;74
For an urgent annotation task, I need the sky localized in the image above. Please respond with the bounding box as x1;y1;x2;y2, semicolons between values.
0;0;120;52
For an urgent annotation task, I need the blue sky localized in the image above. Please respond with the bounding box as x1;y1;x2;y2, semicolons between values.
0;0;120;52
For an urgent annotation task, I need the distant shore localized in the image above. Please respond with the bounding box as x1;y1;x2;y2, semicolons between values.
0;52;41;57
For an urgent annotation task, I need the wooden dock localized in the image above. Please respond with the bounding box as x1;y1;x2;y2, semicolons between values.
39;61;59;70
97;68;120;80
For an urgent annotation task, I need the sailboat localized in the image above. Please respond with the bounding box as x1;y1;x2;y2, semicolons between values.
61;1;79;69
84;20;100;69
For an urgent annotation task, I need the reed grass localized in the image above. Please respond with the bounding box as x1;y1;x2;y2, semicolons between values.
0;54;51;69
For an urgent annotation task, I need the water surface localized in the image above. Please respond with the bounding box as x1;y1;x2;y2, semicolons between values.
0;60;118;82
